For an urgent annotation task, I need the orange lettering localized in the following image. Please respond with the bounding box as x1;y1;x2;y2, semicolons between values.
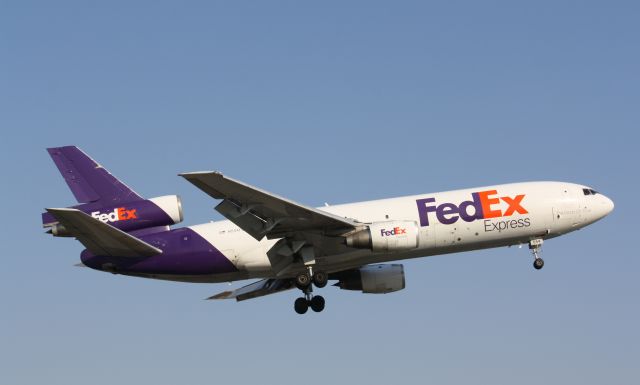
478;190;502;218
501;195;528;216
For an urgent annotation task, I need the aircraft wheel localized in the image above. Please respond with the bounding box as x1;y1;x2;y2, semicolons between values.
312;271;328;288
295;272;311;290
294;297;309;314
310;295;325;313
533;258;544;270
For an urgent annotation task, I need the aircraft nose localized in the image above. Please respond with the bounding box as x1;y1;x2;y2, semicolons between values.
595;194;614;219
602;194;614;215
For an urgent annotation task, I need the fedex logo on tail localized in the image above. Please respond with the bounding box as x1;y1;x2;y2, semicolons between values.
416;190;528;227
91;207;138;223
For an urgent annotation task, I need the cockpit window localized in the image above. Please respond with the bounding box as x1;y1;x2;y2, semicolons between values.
583;188;599;196
590;189;598;195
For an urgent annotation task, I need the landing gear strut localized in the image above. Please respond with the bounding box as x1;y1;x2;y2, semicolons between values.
529;238;544;270
293;266;327;314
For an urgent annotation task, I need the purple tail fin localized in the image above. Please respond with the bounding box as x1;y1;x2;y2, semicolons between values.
47;146;143;205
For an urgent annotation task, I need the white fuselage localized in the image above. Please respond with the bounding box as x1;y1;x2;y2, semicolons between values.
170;181;613;283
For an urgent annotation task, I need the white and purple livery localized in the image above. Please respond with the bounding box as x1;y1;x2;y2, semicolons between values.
43;146;614;314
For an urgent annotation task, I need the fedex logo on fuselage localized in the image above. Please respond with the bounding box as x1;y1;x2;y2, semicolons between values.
381;227;407;237
416;190;527;227
91;207;138;223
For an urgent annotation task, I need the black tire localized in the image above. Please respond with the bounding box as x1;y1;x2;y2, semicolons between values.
313;271;328;288
294;297;309;314
295;272;311;290
533;258;544;270
310;295;325;313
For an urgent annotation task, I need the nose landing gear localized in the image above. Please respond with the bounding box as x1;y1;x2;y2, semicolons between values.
533;257;544;270
293;267;327;314
529;238;544;270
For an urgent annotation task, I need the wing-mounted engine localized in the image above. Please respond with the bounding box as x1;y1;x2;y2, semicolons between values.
334;264;405;294
43;195;183;236
345;220;419;252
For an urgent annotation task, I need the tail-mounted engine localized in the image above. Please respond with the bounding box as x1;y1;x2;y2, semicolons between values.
335;264;405;294
345;220;419;252
43;195;183;236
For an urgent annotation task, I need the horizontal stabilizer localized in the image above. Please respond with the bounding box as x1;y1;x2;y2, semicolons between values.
208;278;294;302
46;208;162;258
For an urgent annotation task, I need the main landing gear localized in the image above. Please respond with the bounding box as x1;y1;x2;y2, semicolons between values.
293;268;328;314
529;238;544;270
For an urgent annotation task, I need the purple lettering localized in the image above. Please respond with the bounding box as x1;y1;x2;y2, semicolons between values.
459;192;485;222
416;198;437;226
436;203;459;225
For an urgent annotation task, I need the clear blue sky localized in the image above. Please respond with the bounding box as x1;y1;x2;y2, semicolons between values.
2;1;638;384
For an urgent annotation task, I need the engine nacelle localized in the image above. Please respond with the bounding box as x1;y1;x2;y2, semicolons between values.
43;195;183;236
345;220;419;252
147;195;184;226
336;264;406;294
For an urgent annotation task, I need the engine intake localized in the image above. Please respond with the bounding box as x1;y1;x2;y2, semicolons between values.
345;220;419;252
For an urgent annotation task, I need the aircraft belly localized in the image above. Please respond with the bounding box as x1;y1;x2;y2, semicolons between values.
122;270;250;284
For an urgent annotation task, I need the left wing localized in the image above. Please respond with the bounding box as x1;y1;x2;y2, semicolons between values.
180;171;359;241
208;278;295;302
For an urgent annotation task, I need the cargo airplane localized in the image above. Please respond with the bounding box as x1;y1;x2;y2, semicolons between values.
43;146;614;314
